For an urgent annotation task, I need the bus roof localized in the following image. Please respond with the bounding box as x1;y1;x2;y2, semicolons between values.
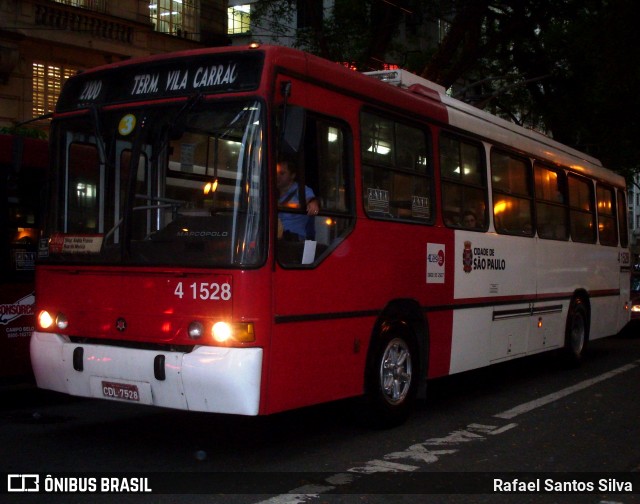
272;47;624;188
361;68;622;188
59;44;624;188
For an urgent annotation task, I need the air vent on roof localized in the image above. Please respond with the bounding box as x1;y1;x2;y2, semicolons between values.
364;69;446;94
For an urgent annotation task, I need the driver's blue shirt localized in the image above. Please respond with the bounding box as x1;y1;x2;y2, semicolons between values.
279;182;316;240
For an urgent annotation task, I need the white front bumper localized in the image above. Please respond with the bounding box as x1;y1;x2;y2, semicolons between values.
30;331;263;415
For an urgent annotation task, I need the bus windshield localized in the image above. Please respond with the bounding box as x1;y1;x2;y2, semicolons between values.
42;99;265;267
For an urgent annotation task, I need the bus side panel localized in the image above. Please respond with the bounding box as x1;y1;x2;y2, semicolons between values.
449;230;536;373
266;72;454;414
425;309;454;379
537;239;623;340
268;223;456;413
587;246;628;339
267;318;370;414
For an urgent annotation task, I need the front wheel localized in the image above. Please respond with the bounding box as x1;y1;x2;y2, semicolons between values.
363;327;419;428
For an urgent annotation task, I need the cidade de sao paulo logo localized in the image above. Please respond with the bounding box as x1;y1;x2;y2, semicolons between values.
463;241;507;274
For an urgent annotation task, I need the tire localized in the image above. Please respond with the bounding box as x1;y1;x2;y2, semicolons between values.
363;325;419;428
564;298;589;364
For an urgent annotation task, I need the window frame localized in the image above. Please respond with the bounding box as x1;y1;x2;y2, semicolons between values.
228;3;251;35
439;131;488;232
277;110;355;268
150;0;200;39
567;173;597;244
533;162;569;241
596;183;618;247
490;148;535;237
617;188;629;248
360;110;435;225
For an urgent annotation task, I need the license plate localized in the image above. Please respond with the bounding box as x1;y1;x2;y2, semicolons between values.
101;381;140;402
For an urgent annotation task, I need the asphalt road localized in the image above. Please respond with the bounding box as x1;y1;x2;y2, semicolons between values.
2;327;639;504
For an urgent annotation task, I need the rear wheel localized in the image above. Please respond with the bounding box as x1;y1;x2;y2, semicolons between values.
363;325;419;428
564;298;589;364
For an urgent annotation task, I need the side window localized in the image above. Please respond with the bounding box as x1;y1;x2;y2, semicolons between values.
568;174;596;243
596;184;618;246
491;150;534;236
439;133;487;230
361;111;433;223
534;163;569;240
277;114;353;266
617;189;629;248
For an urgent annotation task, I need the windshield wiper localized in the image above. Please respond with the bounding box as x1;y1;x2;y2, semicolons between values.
119;94;203;258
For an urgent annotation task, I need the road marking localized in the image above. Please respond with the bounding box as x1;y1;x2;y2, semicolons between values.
257;495;322;504
494;361;639;420
254;359;640;503
253;423;515;503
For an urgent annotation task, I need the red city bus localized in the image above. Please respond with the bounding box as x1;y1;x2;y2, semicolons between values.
0;133;48;379
31;45;631;426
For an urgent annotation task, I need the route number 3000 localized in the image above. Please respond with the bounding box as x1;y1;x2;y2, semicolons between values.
173;282;231;301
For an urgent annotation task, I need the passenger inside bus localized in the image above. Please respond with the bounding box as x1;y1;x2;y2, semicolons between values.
461;210;478;229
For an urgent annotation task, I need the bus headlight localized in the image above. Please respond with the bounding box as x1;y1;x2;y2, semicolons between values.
38;310;54;329
37;310;69;330
212;322;255;343
631;304;640;313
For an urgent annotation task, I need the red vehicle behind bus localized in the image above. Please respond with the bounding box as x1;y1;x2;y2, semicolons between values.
1;133;48;379
31;45;630;426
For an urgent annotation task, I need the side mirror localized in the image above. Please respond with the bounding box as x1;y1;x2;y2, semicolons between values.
280;105;305;155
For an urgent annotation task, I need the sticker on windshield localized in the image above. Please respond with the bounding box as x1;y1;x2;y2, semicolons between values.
118;114;136;136
49;233;103;254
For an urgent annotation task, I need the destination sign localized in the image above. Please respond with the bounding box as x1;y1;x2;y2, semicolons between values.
56;51;264;112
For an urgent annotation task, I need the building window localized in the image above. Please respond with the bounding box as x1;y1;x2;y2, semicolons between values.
438;19;451;43
228;4;251;35
32;62;78;118
52;0;107;12
150;0;199;39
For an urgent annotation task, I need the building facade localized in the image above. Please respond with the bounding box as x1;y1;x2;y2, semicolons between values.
0;0;228;132
227;0;447;63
